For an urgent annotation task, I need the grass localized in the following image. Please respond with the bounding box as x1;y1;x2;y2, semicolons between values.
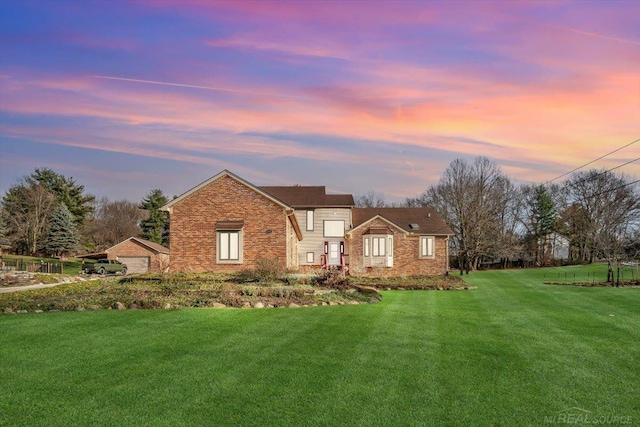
2;254;84;276
1;265;638;426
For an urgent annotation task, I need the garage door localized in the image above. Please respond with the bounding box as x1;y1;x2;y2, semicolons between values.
117;257;150;274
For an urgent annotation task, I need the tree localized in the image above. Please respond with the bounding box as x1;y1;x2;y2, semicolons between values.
84;197;146;251
29;167;95;226
1;180;57;255
355;191;387;208
418;157;513;273
564;169;640;282
520;184;559;265
45;203;79;257
139;189;169;246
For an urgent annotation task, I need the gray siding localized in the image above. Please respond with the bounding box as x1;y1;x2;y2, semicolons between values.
294;208;352;265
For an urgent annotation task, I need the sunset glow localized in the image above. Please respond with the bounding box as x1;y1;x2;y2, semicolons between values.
1;0;638;202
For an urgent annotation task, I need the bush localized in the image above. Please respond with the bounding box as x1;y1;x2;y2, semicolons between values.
237;258;286;284
313;269;351;291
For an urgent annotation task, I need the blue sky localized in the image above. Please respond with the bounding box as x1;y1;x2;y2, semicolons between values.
1;0;638;203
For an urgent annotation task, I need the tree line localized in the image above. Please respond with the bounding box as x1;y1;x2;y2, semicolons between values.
356;157;639;275
0;168;170;257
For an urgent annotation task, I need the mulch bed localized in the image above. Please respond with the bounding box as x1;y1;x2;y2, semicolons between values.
544;280;640;288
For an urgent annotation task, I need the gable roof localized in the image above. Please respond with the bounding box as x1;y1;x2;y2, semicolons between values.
160;170;293;213
260;186;355;208
351;207;453;235
107;237;170;254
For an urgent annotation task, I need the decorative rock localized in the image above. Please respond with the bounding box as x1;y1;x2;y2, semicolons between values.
288;302;300;308
164;303;172;309
242;302;252;308
267;304;274;308
34;310;43;313
128;303;139;310
76;306;85;311
349;301;359;305
89;305;101;311
49;309;60;313
3;308;14;314
113;302;126;310
321;302;329;306
211;302;227;308
254;302;264;308
328;301;339;306
17;310;28;314
397;287;405;291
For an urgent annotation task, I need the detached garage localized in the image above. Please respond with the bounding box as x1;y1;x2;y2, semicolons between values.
105;237;170;274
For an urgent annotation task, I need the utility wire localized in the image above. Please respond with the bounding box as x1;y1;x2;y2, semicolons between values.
544;138;639;184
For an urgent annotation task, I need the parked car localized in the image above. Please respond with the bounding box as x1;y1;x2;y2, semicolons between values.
82;259;127;275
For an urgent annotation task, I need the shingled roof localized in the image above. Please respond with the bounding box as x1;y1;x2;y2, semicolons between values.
351;207;453;235
260;186;355;208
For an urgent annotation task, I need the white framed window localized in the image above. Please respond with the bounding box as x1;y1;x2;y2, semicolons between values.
306;252;314;263
420;236;435;258
324;220;345;237
364;237;370;257
372;236;386;257
218;231;242;263
306;210;314;231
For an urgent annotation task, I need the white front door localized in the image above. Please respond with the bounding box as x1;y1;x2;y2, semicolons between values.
328;242;341;266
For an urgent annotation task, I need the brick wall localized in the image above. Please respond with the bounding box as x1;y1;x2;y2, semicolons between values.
347;217;448;277
106;239;168;273
169;175;291;273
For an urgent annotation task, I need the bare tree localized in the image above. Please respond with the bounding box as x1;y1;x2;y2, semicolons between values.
563;170;639;282
1;180;57;255
83;197;146;251
419;157;513;273
355;191;387;208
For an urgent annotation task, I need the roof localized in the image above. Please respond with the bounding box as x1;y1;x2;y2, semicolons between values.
351;207;453;235
107;237;170;254
160;170;293;212
260;186;355;208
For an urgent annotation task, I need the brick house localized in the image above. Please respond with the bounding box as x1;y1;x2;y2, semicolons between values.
161;170;453;276
78;237;170;274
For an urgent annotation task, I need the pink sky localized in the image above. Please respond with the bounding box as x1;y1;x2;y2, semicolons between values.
1;0;638;202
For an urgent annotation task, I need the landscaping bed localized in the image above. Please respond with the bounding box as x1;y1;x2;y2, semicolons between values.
352;274;473;290
544;280;640;287
0;272;382;313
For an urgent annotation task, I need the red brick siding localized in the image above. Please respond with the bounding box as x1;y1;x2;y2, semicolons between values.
347;218;448;277
106;239;167;273
169;175;290;273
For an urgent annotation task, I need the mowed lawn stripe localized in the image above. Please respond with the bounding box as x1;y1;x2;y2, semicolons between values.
1;266;638;426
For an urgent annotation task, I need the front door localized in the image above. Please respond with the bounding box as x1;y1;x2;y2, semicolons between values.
328;242;341;266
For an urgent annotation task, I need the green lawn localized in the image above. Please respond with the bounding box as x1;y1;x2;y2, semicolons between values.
1;265;638;426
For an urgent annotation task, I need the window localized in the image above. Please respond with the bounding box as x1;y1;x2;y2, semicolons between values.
372;236;386;257
306;252;314;263
218;231;241;262
420;236;435;258
324;220;345;237
364;237;370;257
306;210;314;231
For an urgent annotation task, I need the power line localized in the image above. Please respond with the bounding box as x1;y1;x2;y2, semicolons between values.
591;178;640;198
544;138;639;184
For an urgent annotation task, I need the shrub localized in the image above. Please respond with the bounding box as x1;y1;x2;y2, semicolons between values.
313;269;351;291
237;258;286;284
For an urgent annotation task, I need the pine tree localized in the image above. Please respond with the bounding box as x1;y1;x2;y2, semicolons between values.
46;203;79;257
139;189;169;246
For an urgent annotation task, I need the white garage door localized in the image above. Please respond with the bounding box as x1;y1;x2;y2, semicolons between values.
118;257;150;274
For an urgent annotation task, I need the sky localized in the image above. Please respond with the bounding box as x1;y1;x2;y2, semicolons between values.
1;0;639;204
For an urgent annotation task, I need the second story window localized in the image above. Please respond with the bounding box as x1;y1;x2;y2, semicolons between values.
306;210;314;231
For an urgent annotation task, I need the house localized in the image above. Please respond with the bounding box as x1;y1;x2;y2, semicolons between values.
78;237;170;274
161;170;453;276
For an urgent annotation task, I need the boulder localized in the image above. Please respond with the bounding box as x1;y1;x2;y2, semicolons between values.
89;305;101;311
288;302;300;308
113;302;126;310
128;303;139;310
76;306;85;311
164;303;172;310
17;310;28;314
34;310;43;313
211;302;227;308
254;302;265;309
3;308;14;314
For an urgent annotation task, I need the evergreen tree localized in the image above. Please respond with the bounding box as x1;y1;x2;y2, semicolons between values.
45;203;79;257
29;168;95;226
139;189;169;246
